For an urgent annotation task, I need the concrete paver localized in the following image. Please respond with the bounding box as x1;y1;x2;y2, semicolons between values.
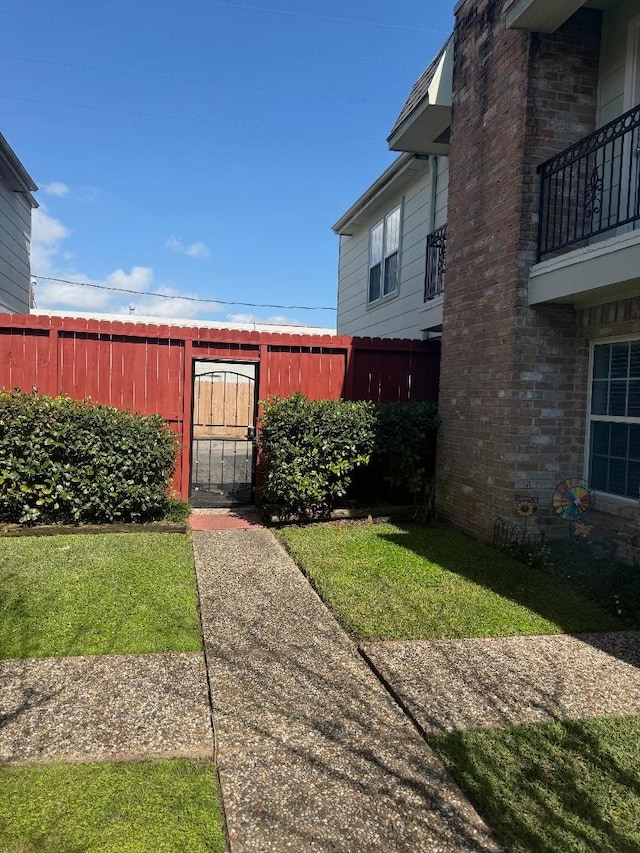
193;528;499;852
361;633;640;735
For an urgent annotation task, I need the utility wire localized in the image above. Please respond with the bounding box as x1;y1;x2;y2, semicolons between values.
0;93;380;141
188;0;447;33
0;53;394;105
0;9;422;67
33;276;336;311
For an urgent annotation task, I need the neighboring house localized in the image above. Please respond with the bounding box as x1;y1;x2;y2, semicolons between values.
333;39;452;339
335;0;640;547
0;133;37;313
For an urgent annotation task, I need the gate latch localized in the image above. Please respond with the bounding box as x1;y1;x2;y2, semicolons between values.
247;426;256;440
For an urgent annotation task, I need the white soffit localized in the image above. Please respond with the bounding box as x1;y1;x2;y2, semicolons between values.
505;0;586;32
388;39;453;155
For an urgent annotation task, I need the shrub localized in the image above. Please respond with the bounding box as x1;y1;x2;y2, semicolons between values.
258;393;376;518
350;401;440;504
0;390;179;524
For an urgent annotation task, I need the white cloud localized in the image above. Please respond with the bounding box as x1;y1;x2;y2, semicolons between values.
105;266;154;293
166;235;211;258
30;208;219;319
42;181;70;197
31;205;71;275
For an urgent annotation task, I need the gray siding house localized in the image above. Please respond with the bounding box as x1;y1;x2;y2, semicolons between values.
0;133;37;313
333;38;452;340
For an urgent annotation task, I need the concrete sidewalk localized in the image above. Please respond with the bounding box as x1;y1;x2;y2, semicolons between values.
193;527;499;852
0;652;212;763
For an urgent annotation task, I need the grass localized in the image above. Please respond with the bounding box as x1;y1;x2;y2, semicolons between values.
277;522;625;639
429;716;640;853
0;759;226;852
0;533;202;659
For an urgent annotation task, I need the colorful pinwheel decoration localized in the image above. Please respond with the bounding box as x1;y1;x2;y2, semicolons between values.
552;478;595;539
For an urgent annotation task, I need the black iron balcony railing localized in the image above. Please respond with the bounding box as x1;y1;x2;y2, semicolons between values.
425;223;447;300
537;103;640;261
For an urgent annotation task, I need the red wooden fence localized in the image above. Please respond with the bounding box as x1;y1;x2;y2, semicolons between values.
0;313;440;499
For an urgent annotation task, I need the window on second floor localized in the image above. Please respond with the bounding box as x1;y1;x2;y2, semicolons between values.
368;206;401;304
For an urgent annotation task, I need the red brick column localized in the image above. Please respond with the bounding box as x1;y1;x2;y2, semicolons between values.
436;1;602;538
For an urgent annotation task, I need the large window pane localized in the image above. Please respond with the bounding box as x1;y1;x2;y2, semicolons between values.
629;380;640;417
593;344;610;379
630;342;640;377
591;421;610;455
609;458;627;496
609;380;627;416
610;342;629;378
369;221;383;266
369;264;381;303
590;454;609;491
591;380;608;415
383;252;398;295
385;208;401;255
629;424;640;460
628;461;640;498
610;423;629;458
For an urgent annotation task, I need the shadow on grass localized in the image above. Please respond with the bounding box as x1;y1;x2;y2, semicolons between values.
429;717;640;853
379;523;636;639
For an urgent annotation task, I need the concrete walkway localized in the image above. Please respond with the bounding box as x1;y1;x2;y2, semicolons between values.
2;510;638;851
362;632;640;735
0;653;212;763
193;526;499;852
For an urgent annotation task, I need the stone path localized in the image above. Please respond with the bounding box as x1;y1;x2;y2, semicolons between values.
193;527;499;852
361;632;640;735
0;653;212;763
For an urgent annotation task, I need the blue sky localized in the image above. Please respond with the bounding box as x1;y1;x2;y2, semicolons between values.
2;1;453;328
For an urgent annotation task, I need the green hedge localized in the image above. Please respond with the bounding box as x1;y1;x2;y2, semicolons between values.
257;394;440;517
258;393;376;518
364;400;440;502
0;390;179;524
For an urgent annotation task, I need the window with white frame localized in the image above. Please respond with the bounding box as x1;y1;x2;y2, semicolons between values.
368;206;401;304
589;340;640;498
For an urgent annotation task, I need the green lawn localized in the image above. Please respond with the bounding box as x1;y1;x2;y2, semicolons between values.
429;716;640;853
0;533;202;659
0;759;226;852
277;522;624;639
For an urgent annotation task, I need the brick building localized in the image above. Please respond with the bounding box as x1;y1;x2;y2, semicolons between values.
439;0;640;545
335;0;640;548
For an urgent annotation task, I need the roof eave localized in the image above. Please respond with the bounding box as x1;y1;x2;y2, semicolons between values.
332;154;429;236
504;0;586;32
0;133;38;196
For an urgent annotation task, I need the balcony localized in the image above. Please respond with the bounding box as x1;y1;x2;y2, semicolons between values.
530;104;640;307
425;224;447;300
421;224;446;332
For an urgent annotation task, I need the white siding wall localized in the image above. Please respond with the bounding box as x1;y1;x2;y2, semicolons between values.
337;156;448;339
0;176;31;313
598;0;638;126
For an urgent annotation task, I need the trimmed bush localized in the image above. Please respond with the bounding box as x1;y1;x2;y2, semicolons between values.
258;393;376;518
349;401;440;504
0;390;179;524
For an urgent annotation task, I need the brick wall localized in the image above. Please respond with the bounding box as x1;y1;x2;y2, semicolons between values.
436;1;602;539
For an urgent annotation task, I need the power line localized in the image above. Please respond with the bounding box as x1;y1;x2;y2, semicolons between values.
0;8;422;68
188;0;447;33
0;93;380;141
0;53;394;105
33;276;336;311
